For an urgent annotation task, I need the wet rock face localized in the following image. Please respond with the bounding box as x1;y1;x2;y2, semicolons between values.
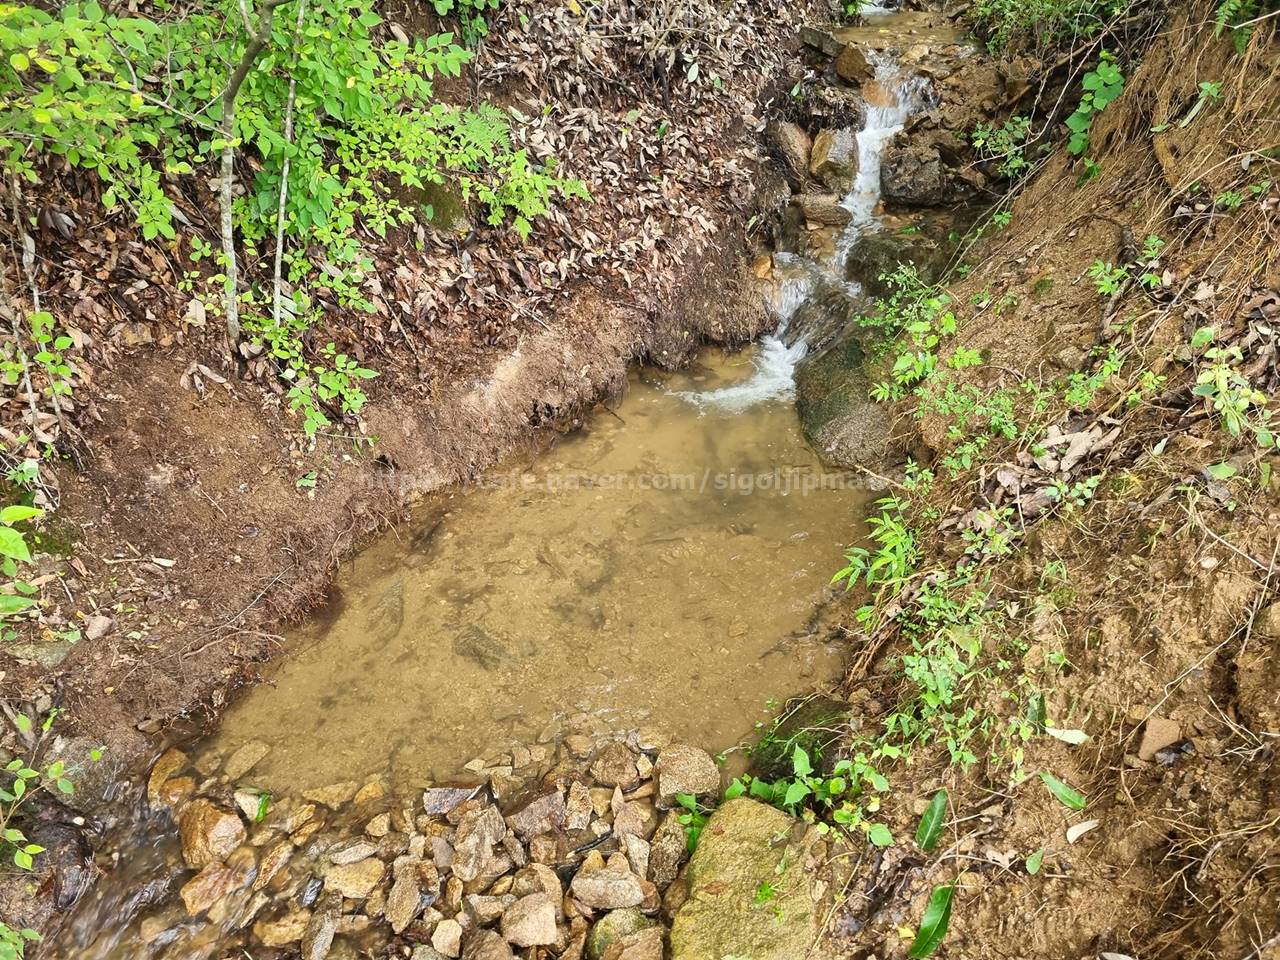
791;193;854;228
810;128;859;194
769;120;813;188
844;227;951;298
834;43;873;85
794;330;896;470
178;799;246;869
881;134;968;206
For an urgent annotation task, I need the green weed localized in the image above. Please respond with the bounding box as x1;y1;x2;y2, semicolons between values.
1215;0;1278;52
1066;52;1125;159
1191;329;1276;447
972;116;1035;178
969;0;1133;54
1;712;102;955
0;505;42;622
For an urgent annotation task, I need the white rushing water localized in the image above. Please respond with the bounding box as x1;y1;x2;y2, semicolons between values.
679;47;929;413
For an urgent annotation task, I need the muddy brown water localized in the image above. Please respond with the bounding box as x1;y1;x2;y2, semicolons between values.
201;351;870;792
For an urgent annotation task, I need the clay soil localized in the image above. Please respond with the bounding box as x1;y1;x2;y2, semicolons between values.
824;6;1280;957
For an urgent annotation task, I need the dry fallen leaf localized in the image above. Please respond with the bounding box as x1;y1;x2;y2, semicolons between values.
1066;820;1100;844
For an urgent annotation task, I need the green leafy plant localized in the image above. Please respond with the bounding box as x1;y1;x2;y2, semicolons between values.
1214;0;1278;52
0;713;101;956
1190;328;1276;447
431;0;499;45
969;0;1132;53
0;923;40;960
860;266;959;402
675;793;709;852
1087;259;1126;295
1176;81;1223;129
1;0;586;438
832;495;919;597
1066;52;1124;157
972;115;1034;177
0;505;43;620
2;712;101;867
725;745;894;846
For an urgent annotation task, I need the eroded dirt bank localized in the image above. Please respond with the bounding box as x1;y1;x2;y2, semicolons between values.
1;0;823;769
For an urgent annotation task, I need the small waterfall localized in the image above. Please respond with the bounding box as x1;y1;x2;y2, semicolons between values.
681;41;930;412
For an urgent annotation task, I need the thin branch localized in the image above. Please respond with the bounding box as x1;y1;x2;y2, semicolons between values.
272;0;307;330
219;0;292;349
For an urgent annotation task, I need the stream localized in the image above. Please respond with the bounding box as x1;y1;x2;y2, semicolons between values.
41;12;949;958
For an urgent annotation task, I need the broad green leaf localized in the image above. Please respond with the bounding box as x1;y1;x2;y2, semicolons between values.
1039;771;1087;811
791;746;812;777
783;780;810;807
723;778;746;800
867;823;894;847
0;594;37;615
1205;463;1237;480
1190;326;1215;350
0;505;42;524
909;885;955;958
915;789;948;851
1026;847;1045;875
0;527;31;562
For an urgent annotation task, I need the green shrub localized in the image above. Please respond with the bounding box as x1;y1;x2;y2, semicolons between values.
969;0;1133;54
1;0;585;437
972;115;1034;177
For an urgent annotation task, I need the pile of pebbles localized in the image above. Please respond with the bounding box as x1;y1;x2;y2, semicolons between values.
135;731;724;960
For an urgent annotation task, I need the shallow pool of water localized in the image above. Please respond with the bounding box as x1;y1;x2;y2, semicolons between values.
205;349;870;791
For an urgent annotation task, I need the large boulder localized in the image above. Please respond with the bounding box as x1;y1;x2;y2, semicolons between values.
809;128;859;195
768;121;812;188
670;799;832;960
794;328;896;470
791;194;852;228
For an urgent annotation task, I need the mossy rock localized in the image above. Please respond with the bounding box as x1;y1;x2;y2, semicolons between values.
586;909;657;960
794;328;868;444
845;227;949;298
670;799;832;960
749;696;851;781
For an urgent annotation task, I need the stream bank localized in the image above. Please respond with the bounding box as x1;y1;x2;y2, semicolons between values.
5;5;990;958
